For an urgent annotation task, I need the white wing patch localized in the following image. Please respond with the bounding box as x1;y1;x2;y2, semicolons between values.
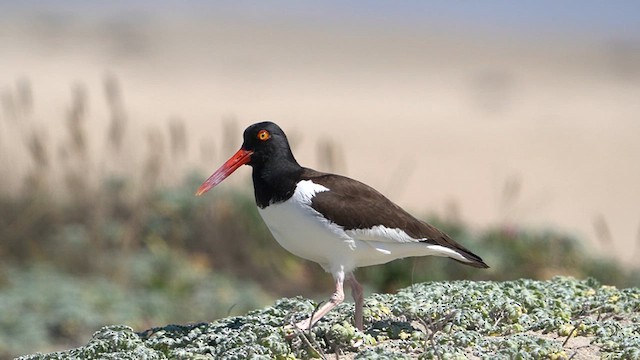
424;244;470;262
292;180;329;204
345;225;418;243
345;225;471;262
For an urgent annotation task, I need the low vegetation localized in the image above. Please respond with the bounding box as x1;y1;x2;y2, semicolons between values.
19;277;640;359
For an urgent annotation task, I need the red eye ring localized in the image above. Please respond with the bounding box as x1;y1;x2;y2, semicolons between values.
257;129;270;141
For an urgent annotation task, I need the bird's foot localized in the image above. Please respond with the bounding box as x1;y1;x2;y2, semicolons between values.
294;318;313;331
283;319;314;339
354;318;363;332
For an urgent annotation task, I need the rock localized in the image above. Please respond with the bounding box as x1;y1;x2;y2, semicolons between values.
19;277;640;359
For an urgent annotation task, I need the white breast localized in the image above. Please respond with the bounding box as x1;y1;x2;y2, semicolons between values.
257;180;355;273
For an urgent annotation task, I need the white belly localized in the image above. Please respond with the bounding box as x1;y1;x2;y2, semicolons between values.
257;192;355;271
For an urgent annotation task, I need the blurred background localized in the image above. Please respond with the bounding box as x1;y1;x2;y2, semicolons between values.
1;1;640;357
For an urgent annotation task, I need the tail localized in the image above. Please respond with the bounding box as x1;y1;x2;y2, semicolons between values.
416;220;489;269
451;249;489;268
420;228;490;269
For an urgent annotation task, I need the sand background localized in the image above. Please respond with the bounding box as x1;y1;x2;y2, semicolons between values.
1;8;639;266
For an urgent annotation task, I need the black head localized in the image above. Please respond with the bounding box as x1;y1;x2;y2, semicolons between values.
241;121;298;169
195;121;301;197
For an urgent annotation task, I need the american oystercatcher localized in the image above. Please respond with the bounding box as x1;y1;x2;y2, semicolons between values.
196;121;488;331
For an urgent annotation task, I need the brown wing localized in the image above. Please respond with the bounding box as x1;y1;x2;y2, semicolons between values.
301;168;488;268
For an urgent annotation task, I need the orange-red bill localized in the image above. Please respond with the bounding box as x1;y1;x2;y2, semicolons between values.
195;148;253;196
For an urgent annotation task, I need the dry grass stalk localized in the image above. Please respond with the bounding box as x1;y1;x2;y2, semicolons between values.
168;116;187;160
66;84;88;158
593;214;614;249
104;73;127;153
23;129;50;193
316;138;345;174
142;127;165;191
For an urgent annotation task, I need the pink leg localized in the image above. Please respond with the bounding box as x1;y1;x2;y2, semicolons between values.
296;271;345;330
347;273;364;331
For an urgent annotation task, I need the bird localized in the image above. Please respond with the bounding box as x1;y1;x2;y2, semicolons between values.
196;121;488;331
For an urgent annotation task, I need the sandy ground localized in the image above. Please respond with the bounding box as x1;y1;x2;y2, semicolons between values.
1;15;639;266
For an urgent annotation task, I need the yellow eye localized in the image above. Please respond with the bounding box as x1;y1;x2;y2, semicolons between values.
257;129;270;141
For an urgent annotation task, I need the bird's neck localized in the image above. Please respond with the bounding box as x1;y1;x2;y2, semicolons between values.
252;158;303;208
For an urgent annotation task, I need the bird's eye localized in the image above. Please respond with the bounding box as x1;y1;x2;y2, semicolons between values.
257;129;271;141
